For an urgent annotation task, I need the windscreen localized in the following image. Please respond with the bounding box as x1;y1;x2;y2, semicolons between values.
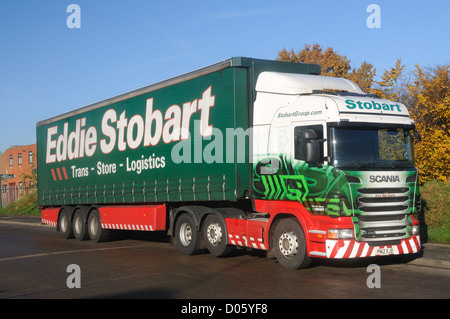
330;126;415;169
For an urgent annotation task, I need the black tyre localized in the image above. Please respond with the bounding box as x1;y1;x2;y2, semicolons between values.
87;209;110;243
203;214;235;257
273;218;311;270
175;213;200;255
58;208;74;239
73;209;89;241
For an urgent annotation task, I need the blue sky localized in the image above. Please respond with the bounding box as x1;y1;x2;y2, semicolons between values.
0;0;449;153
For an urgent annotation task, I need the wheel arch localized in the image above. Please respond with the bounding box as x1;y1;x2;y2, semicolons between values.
268;212;311;253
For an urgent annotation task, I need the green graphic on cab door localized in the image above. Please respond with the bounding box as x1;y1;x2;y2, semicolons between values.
252;155;353;217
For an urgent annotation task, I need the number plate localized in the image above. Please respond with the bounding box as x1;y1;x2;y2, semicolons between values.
375;247;397;256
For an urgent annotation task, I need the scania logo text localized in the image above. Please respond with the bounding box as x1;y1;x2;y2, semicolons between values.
369;175;400;183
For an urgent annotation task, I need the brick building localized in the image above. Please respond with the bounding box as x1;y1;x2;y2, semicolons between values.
0;151;7;175
0;144;37;207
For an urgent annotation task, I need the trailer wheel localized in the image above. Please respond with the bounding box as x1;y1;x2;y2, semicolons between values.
88;210;110;243
73;209;89;241
175;213;200;255
203;214;234;257
59;208;74;239
273;218;311;270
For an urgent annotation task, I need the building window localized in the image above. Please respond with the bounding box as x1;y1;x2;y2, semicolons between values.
9;155;13;166
18;153;22;165
29;151;33;164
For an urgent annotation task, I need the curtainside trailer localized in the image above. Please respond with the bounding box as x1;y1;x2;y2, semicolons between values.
38;57;421;269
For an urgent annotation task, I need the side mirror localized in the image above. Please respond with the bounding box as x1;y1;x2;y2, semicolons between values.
413;130;422;143
302;129;323;165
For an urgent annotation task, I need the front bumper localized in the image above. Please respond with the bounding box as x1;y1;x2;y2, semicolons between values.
309;235;421;259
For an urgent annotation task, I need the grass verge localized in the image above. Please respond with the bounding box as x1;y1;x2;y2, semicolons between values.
419;179;450;244
0;190;40;216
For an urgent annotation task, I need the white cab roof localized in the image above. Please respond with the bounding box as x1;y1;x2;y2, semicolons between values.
255;71;365;95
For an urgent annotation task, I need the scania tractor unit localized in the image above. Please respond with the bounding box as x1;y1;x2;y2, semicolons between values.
38;57;421;269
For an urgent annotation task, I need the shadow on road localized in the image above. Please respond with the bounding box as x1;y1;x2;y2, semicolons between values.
90;228;426;272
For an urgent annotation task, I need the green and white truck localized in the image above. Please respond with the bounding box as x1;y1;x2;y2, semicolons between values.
38;57;421;269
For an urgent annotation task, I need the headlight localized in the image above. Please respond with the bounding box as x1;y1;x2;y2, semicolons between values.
328;228;354;239
412;225;420;236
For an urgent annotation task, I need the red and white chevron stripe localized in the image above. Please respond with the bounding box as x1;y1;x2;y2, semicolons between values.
101;223;154;231
325;236;421;259
42;218;57;227
228;233;267;250
41;208;60;227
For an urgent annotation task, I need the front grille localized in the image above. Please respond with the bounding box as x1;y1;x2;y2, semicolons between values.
358;187;409;194
356;187;411;242
358;196;409;204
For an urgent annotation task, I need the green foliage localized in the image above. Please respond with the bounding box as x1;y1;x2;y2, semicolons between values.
0;189;40;216
419;180;450;243
420;180;450;228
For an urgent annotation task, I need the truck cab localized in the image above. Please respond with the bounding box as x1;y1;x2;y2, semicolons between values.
251;71;420;266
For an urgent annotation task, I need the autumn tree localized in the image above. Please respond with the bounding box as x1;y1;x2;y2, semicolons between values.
348;61;376;95
277;44;376;93
277;44;407;99
407;64;450;183
371;58;407;102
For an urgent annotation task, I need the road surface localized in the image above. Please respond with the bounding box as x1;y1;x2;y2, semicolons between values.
0;216;449;302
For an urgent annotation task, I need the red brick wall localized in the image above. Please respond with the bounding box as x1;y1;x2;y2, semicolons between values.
1;144;37;188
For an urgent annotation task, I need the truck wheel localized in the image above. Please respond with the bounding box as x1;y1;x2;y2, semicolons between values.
273;218;311;270
203;214;234;257
175;213;200;255
73;209;89;241
88;210;110;243
59;208;74;239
